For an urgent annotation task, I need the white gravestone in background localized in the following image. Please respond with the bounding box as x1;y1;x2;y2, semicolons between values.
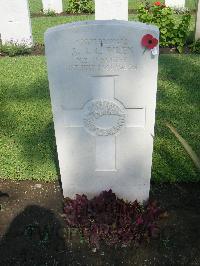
195;0;200;40
95;0;128;21
42;0;63;14
0;0;33;46
165;0;185;8
45;21;159;202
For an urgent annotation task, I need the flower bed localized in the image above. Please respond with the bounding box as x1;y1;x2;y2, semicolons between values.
64;190;163;249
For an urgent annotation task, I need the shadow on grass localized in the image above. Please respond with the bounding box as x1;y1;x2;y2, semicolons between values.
0;55;199;182
152;54;200;181
0;71;60;181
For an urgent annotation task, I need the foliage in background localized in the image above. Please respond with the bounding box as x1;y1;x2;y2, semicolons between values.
0;42;32;57
137;2;191;52
66;0;94;14
190;39;200;53
30;13;195;45
43;9;57;16
64;190;162;249
28;0;198;14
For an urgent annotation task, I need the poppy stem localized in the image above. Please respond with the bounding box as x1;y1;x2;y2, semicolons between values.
143;48;147;54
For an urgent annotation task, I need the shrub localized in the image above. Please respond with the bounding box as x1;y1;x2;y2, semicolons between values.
66;0;94;14
64;190;162;249
0;41;32;57
190;39;200;54
43;9;57;16
137;2;191;53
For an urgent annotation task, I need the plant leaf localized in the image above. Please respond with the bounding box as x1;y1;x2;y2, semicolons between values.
166;123;200;171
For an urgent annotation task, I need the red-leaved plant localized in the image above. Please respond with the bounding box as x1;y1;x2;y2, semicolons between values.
63;190;162;249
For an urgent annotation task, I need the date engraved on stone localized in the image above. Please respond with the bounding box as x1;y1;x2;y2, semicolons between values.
67;38;137;72
83;100;126;136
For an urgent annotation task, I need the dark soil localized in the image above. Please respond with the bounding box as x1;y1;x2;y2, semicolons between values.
0;180;200;265
31;43;45;56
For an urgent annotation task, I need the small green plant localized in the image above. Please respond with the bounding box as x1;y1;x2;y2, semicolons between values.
137;2;191;52
0;41;32;57
67;0;94;14
190;39;200;54
43;9;57;16
172;6;190;14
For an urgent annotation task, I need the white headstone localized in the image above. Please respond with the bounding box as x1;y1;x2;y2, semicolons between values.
95;0;128;21
45;21;159;202
0;0;33;46
165;0;185;8
42;0;63;14
195;0;200;40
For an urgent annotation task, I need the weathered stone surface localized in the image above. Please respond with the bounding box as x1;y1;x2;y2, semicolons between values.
0;0;33;46
95;0;128;21
45;21;159;202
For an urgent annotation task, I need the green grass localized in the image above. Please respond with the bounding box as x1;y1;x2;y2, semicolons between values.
0;55;199;182
31;15;94;44
0;56;57;181
29;0;43;13
28;0;198;14
186;0;198;10
31;13;195;45
28;0;196;45
154;55;200;182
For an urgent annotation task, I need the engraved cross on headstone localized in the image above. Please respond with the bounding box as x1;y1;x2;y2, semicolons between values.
64;76;145;171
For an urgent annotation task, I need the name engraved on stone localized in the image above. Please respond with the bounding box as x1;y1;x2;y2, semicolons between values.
83;100;126;136
67;38;137;72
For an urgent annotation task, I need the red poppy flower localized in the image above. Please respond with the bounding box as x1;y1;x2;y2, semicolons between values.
141;34;158;50
154;1;161;6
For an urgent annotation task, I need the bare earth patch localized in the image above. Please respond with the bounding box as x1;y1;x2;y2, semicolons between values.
0;180;200;265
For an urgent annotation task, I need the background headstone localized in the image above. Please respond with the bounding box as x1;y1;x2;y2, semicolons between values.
45;21;159;202
42;0;63;14
165;0;185;8
195;0;200;40
0;0;33;46
95;0;128;21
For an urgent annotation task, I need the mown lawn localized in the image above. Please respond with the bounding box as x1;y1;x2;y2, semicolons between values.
31;15;94;44
28;0;198;13
0;55;199;182
31;13;195;44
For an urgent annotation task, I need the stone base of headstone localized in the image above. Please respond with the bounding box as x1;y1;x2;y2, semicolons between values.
0;0;33;46
42;0;63;14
